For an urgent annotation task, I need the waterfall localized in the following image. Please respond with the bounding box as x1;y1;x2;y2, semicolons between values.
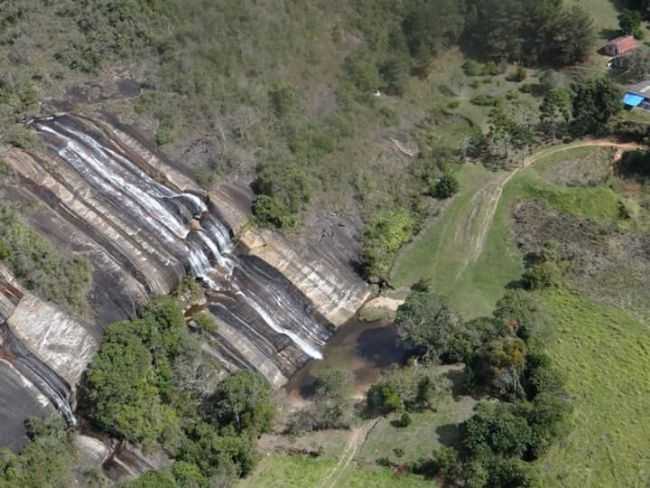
32;116;328;363
0;323;76;426
237;292;323;360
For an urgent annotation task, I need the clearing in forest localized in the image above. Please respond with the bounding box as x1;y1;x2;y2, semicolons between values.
391;141;638;318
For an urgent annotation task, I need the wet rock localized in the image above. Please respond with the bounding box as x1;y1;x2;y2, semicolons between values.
211;183;371;326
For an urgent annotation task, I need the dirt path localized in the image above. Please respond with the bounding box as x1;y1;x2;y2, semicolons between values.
452;139;641;278
316;420;378;488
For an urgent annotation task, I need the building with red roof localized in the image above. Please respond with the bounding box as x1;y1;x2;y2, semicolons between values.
603;35;639;57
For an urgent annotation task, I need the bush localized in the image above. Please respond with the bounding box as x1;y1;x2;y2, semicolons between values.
461;403;533;459
0;206;92;315
379;57;409;96
507;66;528;82
252;160;312;229
192;311;218;334
395;286;464;360
466;335;528;400
463;60;485;77
82;297;255;480
269;83;299;118
396;412;412;427
208;371;274;435
471;94;499;107
521;261;560;290
433;174;459;199
121;471;177;488
483;61;501;76
366;383;402;415
361;208;415;282
0;416;76;488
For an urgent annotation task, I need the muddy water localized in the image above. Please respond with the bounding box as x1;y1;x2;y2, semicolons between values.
287;319;407;399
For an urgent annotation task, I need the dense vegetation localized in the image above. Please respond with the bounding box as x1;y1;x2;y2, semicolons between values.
0;417;76;488
81;297;274;486
362;283;572;487
0;205;92;315
464;0;595;66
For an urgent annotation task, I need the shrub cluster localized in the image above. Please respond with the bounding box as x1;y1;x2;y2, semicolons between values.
82;297;275;486
0;206;92;316
389;284;571;487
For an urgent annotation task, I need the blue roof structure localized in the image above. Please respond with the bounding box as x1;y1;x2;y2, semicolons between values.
624;92;645;107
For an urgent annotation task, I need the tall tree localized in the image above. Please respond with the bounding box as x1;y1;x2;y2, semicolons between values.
570;78;622;136
464;0;594;66
208;371;274;435
619;9;643;37
395;285;464;360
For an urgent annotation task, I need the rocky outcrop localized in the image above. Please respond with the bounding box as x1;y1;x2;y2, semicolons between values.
0;113;372;454
1;114;341;385
8;294;98;394
211;183;371;327
0;264;85;447
0;265;98;395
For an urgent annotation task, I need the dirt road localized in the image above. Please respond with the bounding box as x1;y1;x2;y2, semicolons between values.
453;139;642;278
316;420;378;488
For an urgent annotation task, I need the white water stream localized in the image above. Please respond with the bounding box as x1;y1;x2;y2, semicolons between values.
35;118;325;360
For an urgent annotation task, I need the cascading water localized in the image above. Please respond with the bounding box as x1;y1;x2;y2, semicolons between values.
32;115;329;365
0;322;75;426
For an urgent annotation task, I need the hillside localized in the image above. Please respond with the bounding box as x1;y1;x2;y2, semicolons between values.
2;1;650;487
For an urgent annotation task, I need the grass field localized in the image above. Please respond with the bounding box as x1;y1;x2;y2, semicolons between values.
537;288;650;487
237;454;435;488
357;375;477;467
391;143;650;486
391;146;623;319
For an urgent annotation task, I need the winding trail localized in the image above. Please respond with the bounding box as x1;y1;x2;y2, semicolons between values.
452;139;641;279
316;420;378;488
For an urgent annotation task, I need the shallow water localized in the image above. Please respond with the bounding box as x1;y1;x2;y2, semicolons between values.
287;318;407;399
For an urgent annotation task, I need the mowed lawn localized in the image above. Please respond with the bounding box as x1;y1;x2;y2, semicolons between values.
538;289;650;487
393;144;650;486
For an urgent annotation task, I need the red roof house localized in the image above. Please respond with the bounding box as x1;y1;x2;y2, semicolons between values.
603;35;639;57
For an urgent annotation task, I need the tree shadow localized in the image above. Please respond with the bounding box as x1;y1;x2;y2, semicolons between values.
617;149;650;175
355;326;408;369
444;367;469;400
600;28;622;42
435;423;461;447
609;0;630;12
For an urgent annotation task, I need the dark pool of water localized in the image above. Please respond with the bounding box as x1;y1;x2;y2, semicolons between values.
286;319;407;399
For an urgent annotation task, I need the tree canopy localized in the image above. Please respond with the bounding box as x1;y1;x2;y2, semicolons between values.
464;0;595;66
395;285;464;360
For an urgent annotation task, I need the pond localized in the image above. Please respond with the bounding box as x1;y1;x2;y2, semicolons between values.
286;318;407;400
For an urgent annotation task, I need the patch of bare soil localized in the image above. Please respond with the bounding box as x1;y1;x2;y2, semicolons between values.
512;201;650;319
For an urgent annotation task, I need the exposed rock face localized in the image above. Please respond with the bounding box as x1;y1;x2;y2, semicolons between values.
211;183;371;326
1;114;366;382
8;294;98;394
0;265;80;447
0;113;371;455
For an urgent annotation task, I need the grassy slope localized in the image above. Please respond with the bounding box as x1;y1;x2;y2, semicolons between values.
394;145;650;486
391;163;519;318
538;289;650;487
391;146;621;319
